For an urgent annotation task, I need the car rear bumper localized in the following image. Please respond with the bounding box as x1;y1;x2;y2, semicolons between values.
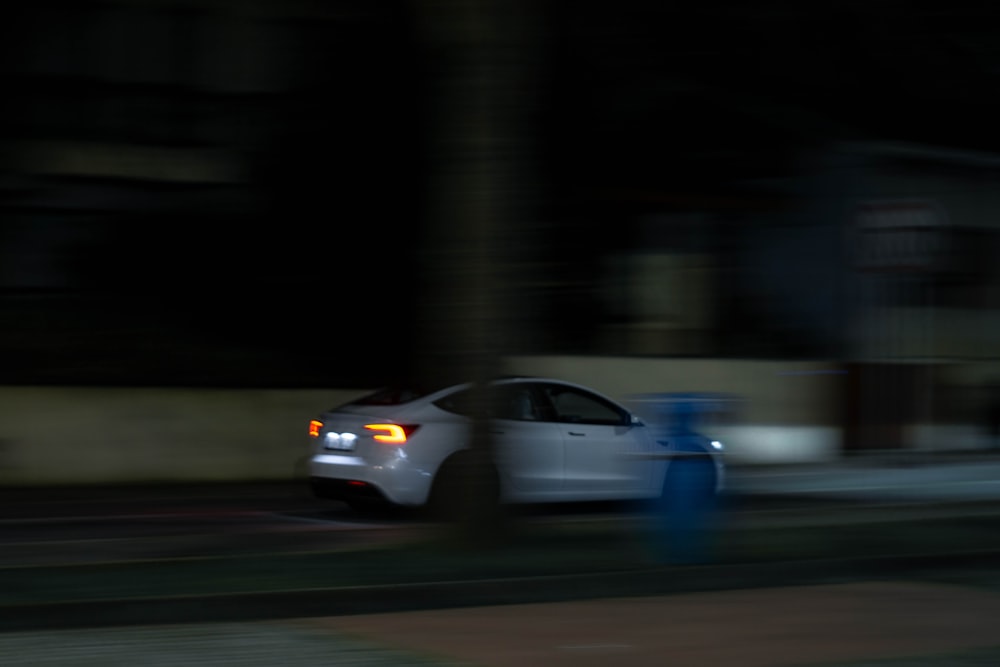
307;453;432;506
309;476;390;504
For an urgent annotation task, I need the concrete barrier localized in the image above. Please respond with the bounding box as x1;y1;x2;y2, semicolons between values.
0;387;368;485
0;357;851;485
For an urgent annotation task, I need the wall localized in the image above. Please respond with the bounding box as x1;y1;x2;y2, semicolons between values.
0;357;852;486
0;388;368;486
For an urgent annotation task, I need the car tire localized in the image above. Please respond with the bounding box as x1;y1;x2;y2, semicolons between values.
425;454;499;523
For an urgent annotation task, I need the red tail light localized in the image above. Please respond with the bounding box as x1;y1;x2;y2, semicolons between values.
308;420;323;437
364;423;419;444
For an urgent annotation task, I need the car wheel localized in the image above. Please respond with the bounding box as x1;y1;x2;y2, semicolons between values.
425;454;499;522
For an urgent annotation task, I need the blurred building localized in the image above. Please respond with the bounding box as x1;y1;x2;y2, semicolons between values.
0;0;423;387
571;135;1000;452
5;0;1000;405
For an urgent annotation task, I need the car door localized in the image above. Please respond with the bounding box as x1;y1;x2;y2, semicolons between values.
486;383;566;501
537;382;652;499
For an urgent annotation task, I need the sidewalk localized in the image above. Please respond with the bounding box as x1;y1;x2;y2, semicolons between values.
311;581;1000;667
5;581;1000;666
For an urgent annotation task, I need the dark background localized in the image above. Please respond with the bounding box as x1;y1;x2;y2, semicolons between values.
2;0;999;388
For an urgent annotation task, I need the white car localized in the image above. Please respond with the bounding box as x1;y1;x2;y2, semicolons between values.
306;376;724;512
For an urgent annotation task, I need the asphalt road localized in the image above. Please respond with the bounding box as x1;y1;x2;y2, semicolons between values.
5;459;1000;569
5;459;1000;664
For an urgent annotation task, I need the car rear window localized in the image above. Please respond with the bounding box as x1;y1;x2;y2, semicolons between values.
348;386;433;406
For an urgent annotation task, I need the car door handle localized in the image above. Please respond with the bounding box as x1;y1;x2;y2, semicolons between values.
568;431;586;436
490;430;505;435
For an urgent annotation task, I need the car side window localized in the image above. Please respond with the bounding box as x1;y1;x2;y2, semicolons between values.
433;384;540;421
490;384;540;421
540;385;627;426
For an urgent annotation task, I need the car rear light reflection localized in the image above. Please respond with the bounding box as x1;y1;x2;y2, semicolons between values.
364;423;419;444
308;420;323;437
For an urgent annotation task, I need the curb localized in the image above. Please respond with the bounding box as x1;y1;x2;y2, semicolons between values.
4;550;1000;633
